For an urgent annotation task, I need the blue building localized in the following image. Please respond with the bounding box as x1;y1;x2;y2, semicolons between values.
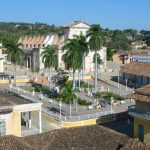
132;55;150;63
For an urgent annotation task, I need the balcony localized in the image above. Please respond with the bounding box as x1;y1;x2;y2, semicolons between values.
128;105;150;120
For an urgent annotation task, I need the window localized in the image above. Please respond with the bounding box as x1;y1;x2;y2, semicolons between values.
0;121;6;136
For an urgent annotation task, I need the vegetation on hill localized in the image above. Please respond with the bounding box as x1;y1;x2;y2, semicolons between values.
0;22;63;45
0;22;150;60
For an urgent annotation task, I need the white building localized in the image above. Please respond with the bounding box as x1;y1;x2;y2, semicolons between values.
0;42;6;73
19;21;107;73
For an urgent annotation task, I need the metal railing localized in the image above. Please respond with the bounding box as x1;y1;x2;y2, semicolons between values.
128;105;150;120
9;85;89;111
42;107;113;122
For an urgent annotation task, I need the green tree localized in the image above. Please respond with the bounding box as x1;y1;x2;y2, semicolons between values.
6;40;23;86
87;24;103;92
111;30;130;51
41;45;58;90
107;48;113;60
75;33;89;88
62;37;83;89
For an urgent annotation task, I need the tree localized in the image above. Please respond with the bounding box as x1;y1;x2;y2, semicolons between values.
75;33;89;88
86;24;103;92
93;54;103;77
6;40;23;86
110;30;130;51
107;48;113;61
41;45;58;90
62;37;83;89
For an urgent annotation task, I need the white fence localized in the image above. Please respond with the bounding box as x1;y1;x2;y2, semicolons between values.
8;85;113;122
42;107;113;122
9;84;90;111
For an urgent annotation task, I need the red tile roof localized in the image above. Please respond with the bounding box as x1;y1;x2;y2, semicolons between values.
128;84;150;102
0;125;149;150
121;62;150;77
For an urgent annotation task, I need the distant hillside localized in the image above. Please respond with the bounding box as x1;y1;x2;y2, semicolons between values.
0;22;63;43
0;22;150;58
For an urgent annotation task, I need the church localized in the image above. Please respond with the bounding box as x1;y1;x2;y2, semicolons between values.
18;21;107;73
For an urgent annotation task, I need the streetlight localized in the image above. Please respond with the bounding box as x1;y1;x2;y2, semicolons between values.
110;97;113;114
118;76;120;89
32;87;35;96
125;79;128;92
59;100;62;121
88;82;89;93
107;86;110;92
76;99;78;112
70;101;72;119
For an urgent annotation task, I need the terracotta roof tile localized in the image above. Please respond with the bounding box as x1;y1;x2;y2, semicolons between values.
128;84;150;102
0;125;149;150
121;62;150;77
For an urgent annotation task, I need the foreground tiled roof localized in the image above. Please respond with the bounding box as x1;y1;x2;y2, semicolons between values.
121;62;150;77
0;136;35;150
128;84;150;102
0;125;149;150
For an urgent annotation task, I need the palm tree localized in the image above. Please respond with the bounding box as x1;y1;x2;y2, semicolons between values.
93;53;103;76
76;33;89;88
62;38;83;89
6;40;23;86
87;24;103;92
41;45;58;90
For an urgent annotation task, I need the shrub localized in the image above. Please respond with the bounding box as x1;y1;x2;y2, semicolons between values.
93;92;125;101
77;98;92;106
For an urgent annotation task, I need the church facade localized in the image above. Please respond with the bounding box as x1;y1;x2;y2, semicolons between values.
18;21;107;73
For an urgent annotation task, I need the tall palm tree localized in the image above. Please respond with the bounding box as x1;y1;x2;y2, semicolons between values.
41;45;58;90
6;40;23;86
87;24;103;92
62;38;82;89
76;33;89;88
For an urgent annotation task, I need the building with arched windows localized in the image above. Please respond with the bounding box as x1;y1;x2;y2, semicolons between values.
18;21;107;73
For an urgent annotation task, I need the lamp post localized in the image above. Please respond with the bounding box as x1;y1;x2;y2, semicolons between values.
110;97;113;114
70;101;72;119
125;78;128;92
118;76;120;89
59;100;62;121
32;87;35;96
76;99;78;112
88;82;89;93
107;86;110;92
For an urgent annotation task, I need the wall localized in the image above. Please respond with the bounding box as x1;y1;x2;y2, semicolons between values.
0;48;4;73
113;54;121;64
136;101;150;112
134;118;150;144
62;118;97;127
2;111;21;137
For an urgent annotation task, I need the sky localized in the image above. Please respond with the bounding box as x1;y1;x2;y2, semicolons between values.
0;0;150;30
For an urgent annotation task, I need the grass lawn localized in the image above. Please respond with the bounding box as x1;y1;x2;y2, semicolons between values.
21;86;33;92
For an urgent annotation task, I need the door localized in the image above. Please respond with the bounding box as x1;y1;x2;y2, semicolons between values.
139;125;144;142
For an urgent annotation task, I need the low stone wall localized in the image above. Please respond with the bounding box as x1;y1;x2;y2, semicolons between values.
0;79;31;84
62;118;97;127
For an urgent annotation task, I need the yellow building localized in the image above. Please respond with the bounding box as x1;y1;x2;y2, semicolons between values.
113;52;131;64
0;90;42;137
128;84;150;144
